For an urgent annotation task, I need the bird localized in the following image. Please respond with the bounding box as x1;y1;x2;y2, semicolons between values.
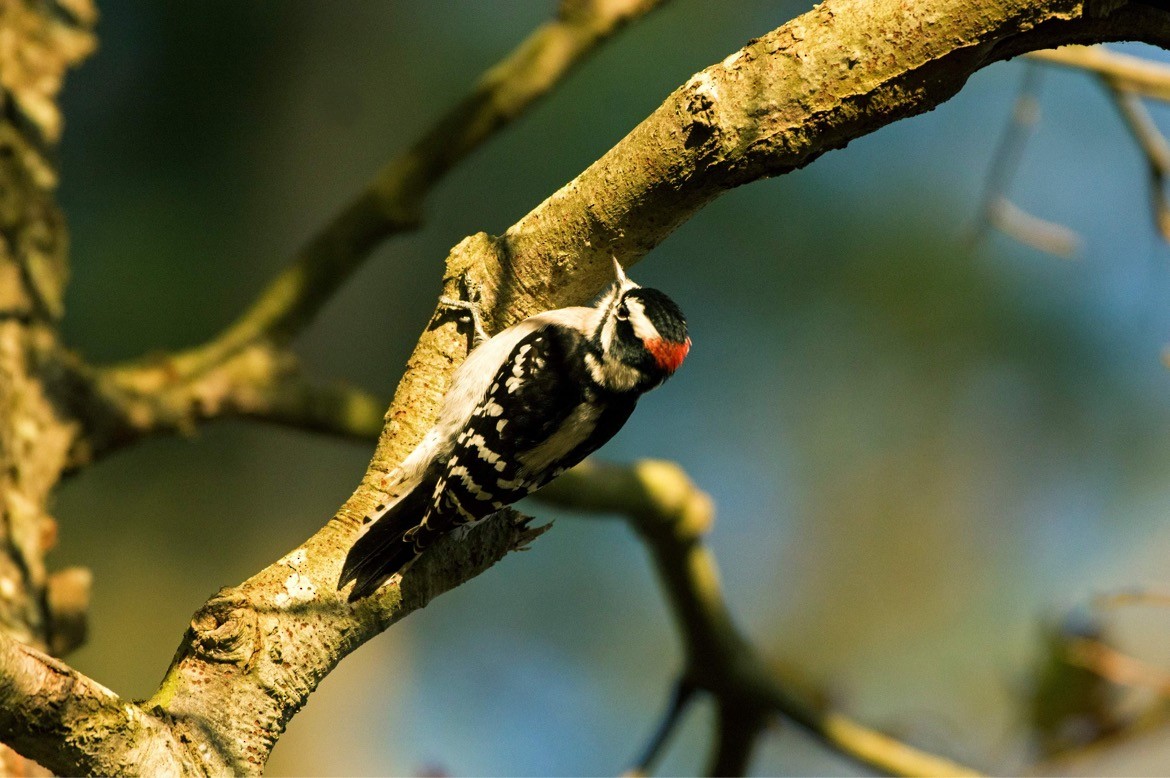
338;258;690;601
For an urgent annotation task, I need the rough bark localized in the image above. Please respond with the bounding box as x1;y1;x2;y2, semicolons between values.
0;0;96;774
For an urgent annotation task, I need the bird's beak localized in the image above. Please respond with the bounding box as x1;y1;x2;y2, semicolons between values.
612;255;628;286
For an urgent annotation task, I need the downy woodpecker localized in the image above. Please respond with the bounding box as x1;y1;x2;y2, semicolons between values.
339;259;690;600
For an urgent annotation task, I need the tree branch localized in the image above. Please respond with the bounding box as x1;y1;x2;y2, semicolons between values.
1;509;547;776
0;631;197;776
368;0;1170;479
154;0;673;382
1027;44;1170;101
1025;44;1170;243
66;343;387;463
101;1;1170;772
77;0;671;458
537;460;980;777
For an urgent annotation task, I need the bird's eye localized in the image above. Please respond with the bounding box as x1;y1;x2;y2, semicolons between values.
616;305;629;321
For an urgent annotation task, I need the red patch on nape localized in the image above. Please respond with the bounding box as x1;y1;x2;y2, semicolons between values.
645;337;691;373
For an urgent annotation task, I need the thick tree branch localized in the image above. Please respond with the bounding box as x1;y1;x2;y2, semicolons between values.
537;460;980;777
2;511;546;776
0;1;97;774
368;0;1170;479
0;631;196;776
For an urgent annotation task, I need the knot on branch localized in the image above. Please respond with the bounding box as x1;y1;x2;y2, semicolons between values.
682;71;721;153
189;593;257;665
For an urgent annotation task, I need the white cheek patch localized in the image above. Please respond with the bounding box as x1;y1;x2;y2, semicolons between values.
597;310;618;353
624;298;661;343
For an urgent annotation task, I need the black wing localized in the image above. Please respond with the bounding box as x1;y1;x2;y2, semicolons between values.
411;326;634;551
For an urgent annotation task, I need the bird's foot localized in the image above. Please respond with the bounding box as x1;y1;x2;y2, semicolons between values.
437;286;489;348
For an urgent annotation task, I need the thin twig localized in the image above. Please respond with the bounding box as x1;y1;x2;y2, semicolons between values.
1027;44;1170;246
629;678;698;775
975;64;1043;233
1095;586;1170;609
1107;88;1170;242
1027;46;1170;103
536;459;981;777
988;199;1081;256
973;65;1081;257
1066;637;1170;696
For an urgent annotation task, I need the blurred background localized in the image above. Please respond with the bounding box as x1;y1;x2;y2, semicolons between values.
50;1;1170;774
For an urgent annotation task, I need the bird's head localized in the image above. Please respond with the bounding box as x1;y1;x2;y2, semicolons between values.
589;258;690;393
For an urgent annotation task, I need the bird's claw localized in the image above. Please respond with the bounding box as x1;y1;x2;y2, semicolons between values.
437;295;489;347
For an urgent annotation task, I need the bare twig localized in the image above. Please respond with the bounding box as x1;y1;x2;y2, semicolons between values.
631;678;698;775
1107;88;1170;241
975;65;1043;233
973;65;1081;257
986;199;1082;257
1066;636;1170;695
1026;45;1170;102
1026;44;1170;245
536;460;981;777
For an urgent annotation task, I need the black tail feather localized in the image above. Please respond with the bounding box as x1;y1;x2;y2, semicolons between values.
339;479;433;601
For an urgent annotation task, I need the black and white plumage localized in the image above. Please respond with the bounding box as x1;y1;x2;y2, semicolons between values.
338;259;690;601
